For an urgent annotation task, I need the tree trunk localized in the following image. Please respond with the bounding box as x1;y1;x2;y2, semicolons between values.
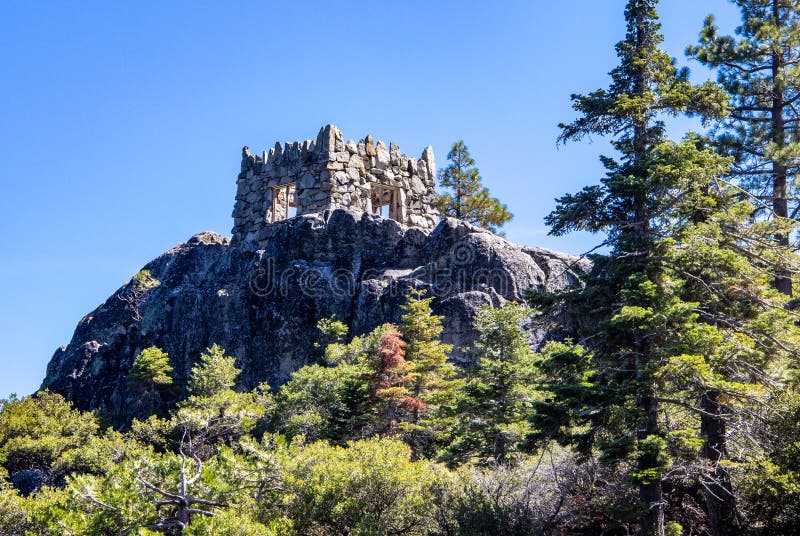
177;498;191;528
493;377;507;465
493;430;506;466
637;389;665;536
700;391;740;536
629;5;665;533
772;0;792;296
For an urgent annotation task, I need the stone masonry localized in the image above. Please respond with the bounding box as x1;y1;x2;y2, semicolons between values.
231;125;440;249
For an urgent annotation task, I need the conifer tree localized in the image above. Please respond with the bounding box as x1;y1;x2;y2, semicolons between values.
274;322;380;443
444;303;537;467
127;347;173;395
437;141;512;233
319;324;381;442
365;326;420;435
397;288;458;457
399;288;456;423
178;345;268;452
533;1;729;533
534;155;800;534
127;346;173;419
187;344;239;398
656;173;800;535
688;1;800;296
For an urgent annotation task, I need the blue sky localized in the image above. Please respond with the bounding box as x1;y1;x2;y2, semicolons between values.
0;0;740;399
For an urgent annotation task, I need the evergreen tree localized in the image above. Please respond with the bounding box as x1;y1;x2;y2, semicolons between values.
534;158;800;534
398;288;458;457
272;319;375;443
738;390;800;532
444;303;537;467
399;288;456;423
319;324;382;441
188;343;239;398
127;346;173;394
533;1;730;533
315;316;349;349
688;1;800;296
272;363;357;442
176;345;268;454
656;165;800;535
437;141;512;234
127;346;173;419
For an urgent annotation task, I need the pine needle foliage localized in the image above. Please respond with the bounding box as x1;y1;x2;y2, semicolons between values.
437;141;512;234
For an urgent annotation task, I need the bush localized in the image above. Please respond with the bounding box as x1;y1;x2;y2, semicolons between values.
281;437;442;535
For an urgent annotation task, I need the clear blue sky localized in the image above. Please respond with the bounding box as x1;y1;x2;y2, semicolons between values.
0;0;739;399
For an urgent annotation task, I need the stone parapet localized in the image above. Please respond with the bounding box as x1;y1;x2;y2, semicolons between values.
231;125;439;249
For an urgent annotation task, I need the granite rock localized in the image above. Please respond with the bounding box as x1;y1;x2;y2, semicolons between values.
41;211;587;426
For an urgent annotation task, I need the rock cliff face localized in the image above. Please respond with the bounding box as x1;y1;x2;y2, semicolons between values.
41;210;587;425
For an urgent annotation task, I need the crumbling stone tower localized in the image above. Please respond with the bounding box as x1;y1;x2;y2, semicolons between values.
231;125;440;249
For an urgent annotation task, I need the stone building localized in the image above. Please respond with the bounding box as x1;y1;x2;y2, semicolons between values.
231;124;440;248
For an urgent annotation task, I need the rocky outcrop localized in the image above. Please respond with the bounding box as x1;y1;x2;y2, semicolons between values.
41;210;588;426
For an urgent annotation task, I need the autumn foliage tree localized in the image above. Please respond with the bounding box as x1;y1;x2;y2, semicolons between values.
365;326;421;435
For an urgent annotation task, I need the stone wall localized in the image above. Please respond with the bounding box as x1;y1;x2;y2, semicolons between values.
231;125;439;249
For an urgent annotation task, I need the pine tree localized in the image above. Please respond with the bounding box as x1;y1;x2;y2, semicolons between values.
365;326;419;435
437;141;512;234
688;1;800;296
316;322;383;441
399;288;456;423
127;346;173;419
397;288;458;457
444;303;537;467
657;175;800;535
178;345;268;451
188;344;239;398
127;347;173;394
535;1;729;533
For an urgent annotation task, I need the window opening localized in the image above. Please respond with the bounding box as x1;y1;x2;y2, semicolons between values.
270;183;297;222
371;185;401;221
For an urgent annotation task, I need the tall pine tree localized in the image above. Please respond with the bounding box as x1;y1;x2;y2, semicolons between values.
688;1;800;296
655;164;800;535
534;1;728;533
399;288;456;424
396;289;458;453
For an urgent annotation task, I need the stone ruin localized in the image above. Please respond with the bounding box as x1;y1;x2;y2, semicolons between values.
231;124;440;249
